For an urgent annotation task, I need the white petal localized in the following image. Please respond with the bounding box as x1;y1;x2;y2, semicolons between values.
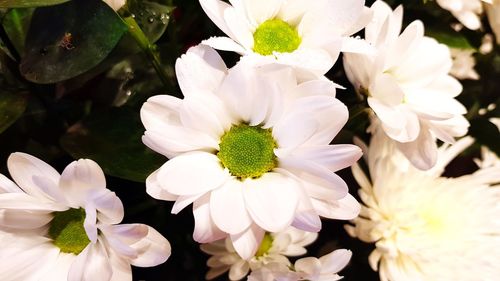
229;259;250;280
243;173;299;232
157;152;230;196
87;189;124;225
294;257;321;278
0;174;22;193
224;7;254;49
145;168;178;201
199;0;236;40
290;145;363;172
210;180;252;234
175;44;228;96
171;193;204;214
84;207;98;243
230;223;265;260
59;159;106;207
320;0;367;35
275;48;337;79
7;152;60;200
311;194;361;220
0;192;64;211
193;194;227;243
108;251;132;281
318;249;352;274
396;126;438;170
39;253;75;281
68;242;112;281
202;37;247;54
0;209;53;230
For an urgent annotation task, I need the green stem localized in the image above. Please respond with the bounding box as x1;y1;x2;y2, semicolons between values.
124;16;170;89
0;22;20;63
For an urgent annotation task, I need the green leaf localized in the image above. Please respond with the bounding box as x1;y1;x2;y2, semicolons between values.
2;8;34;54
0;91;27;133
0;0;69;8
60;107;165;182
127;0;174;43
426;29;474;50
20;0;128;84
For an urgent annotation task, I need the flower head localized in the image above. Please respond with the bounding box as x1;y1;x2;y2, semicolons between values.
141;44;362;259
343;1;469;170
0;153;171;280
346;128;500;281
199;0;373;79
201;227;318;280
485;0;500;44
436;0;485;30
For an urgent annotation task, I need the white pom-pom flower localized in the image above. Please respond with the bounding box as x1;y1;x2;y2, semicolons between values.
435;0;485;30
248;249;352;281
0;153;171;281
343;1;469;170
199;0;373;79
345;128;500;281
141;44;362;260
200;227;318;280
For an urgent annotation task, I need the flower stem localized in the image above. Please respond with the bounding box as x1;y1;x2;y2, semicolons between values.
123;16;170;89
0;22;20;63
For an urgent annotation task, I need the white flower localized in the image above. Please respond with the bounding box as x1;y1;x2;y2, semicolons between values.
450;48;479;80
199;0;373;79
485;0;500;44
345;128;500;281
0;153;171;281
436;0;485;30
104;0;126;11
343;1;469;170
248;249;352;281
141;44;362;260
201;227;318;280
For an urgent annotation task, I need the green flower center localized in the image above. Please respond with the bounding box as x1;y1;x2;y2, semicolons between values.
48;208;90;254
255;233;274;258
217;124;277;179
253;19;301;56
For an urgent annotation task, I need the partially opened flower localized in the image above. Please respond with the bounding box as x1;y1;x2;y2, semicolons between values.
0;153;171;281
104;0;126;11
201;227;318;280
343;1;469;170
345;128;500;281
199;0;372;79
141;44;362;260
248;249;352;281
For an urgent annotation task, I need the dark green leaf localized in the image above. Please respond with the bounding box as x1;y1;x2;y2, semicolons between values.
127;1;174;43
0;0;69;8
426;29;474;49
2;8;34;54
60;107;165;182
20;0;128;84
0;91;27;133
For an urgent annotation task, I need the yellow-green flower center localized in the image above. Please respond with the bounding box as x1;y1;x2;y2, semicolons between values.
217;124;277;179
48;208;90;254
253;19;301;56
255;233;274;257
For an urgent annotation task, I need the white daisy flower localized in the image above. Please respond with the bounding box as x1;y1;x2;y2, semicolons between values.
200;227;318;280
345;128;500;281
436;0;487;30
248;249;352;281
0;153;171;281
343;1;469;170
199;0;373;79
485;0;500;44
141;44;362;260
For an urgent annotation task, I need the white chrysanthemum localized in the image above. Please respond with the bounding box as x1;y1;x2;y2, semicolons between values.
199;0;373;79
201;227;317;280
486;0;500;44
450;48;479;80
436;0;487;30
141;44;362;260
0;153;171;281
343;1;469;170
345;128;500;281
248;249;352;281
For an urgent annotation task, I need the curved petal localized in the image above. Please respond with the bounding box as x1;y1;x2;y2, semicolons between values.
230;223;265;260
7;152;60;200
311;194;361;220
210;180;252;234
0;174;22;193
199;0;236;39
193;194;227;243
318;249;352;274
59;159;107;208
243;173;299;232
145;168;178;201
157;152;230;196
202;37;247;54
87;189;124;225
396;126;438;170
68;241;112;281
175;44;228;96
290;145;363;172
